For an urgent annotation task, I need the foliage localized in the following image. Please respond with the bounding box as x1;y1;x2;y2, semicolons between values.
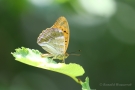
11;47;91;90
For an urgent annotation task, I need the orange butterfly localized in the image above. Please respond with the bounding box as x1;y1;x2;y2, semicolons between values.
37;16;70;62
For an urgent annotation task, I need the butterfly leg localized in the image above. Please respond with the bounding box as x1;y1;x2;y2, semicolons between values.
62;60;65;63
41;53;53;57
61;57;65;63
41;54;54;63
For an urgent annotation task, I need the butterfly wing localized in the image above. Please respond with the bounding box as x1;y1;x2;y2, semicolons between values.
51;16;70;53
37;28;65;55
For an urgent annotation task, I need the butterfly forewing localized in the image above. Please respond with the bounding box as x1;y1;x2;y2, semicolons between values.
51;16;70;53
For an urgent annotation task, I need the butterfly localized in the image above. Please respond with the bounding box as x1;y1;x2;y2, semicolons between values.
37;16;70;62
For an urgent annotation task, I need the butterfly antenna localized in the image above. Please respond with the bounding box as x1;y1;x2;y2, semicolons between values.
70;54;80;56
69;50;81;56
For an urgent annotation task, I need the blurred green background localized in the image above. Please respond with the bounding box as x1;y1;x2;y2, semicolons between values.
0;0;135;90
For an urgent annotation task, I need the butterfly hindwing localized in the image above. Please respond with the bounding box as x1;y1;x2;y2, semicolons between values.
37;28;65;55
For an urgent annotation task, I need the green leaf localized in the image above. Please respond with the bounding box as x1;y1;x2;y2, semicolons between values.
81;77;91;90
11;47;85;77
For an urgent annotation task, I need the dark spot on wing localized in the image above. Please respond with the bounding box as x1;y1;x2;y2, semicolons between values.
63;30;68;34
